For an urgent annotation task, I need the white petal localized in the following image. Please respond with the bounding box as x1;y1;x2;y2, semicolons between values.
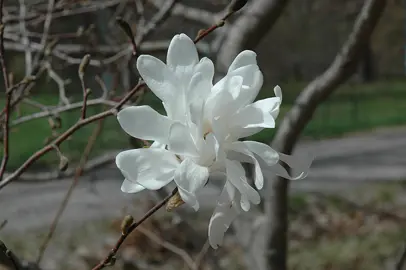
199;133;216;166
228;50;257;72
117;106;174;143
137;55;178;103
167;34;198;76
194;57;214;79
229;65;263;106
228;141;264;190
270;85;282;119
121;179;145;193
226;160;261;210
174;159;209;211
116;148;179;190
265;152;313;180
150;141;166;149
168;122;199;157
187;72;212;104
208;181;239;249
242;141;279;166
228;105;275;139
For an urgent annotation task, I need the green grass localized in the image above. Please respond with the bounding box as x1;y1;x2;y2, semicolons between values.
2;80;406;170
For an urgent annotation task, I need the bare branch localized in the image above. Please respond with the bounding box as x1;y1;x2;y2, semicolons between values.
216;0;290;73
18;0;32;75
137;226;196;270
149;0;217;25
265;1;387;270
44;61;70;106
0;0;12;181
0;81;145;190
395;242;406;270
91;188;178;270
36;117;104;265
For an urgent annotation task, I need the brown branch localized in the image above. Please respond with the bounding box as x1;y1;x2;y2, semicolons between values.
395;242;406;270
137;226;196;270
193;240;210;270
91;187;178;270
79;54;91;119
265;1;387;270
0;81;145;190
35;117;105;265
0;0;11;181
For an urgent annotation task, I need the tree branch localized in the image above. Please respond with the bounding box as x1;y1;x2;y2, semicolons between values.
215;0;290;73
265;1;387;270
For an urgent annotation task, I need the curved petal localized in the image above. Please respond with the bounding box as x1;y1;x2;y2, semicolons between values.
229;65;263;106
116;148;179;190
166;34;199;77
174;159;209;211
242;141;279;166
187;72;212;104
208;181;239;249
228;141;264;190
117;106;174;144
270;85;282;119
228;50;257;72
121;179;146;193
264;152;313;180
194;57;214;80
168;122;199;157
137;55;178;103
226;160;261;210
228;105;275;139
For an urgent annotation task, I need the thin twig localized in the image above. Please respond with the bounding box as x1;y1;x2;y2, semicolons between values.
91;188;178;270
45;61;70;106
193;240;210;270
395;242;406;270
137;226;196;270
0;219;7;230
36;117;105;265
18;0;32;75
0;81;145;190
0;0;11;181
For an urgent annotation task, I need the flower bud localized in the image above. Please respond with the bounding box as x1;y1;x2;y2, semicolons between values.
79;54;91;78
58;155;69;172
121;215;134;235
166;191;185;212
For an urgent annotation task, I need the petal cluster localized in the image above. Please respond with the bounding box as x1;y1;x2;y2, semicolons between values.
116;33;312;248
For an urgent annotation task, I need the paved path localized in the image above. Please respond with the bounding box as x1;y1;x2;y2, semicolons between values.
1;127;406;233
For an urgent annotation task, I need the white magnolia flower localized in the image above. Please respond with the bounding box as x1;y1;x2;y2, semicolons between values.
115;33;312;249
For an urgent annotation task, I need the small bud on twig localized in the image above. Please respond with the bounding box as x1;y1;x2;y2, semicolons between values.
166;191;185;211
106;255;117;266
58;155;69;172
45;38;59;56
121;215;134;235
85;88;92;96
116;17;137;56
22;75;37;83
79;54;91;79
48;117;57;130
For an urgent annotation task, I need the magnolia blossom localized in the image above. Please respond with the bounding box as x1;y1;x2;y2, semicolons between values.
115;33;312;248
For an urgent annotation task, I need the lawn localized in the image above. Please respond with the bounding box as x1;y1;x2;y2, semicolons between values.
1;79;406;170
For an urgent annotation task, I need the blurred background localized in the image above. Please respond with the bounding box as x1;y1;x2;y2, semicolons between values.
0;0;406;269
